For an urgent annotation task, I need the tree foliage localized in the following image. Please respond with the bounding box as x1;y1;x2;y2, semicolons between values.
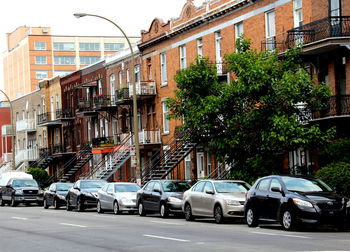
167;37;334;182
26;168;50;188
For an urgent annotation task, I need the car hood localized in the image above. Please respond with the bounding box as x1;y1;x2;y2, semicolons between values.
217;192;246;201
294;191;343;203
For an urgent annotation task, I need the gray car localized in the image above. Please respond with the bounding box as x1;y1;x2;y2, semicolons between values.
182;180;251;223
97;182;141;214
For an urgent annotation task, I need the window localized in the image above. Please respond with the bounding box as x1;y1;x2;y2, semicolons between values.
203;182;214;192
179;45;187;70
215;31;222;74
118;71;122;87
144;181;155;191
134;65;140;83
100;118;104;137
126;69;130;87
269;179;282;192
293;0;303;27
87;121;92;141
38;135;42;148
98;79;102;95
55;128;59;144
53;42;75;51
160;52;167;84
110;74;115;101
36;70;48;80
265;10;276;50
56;94;59;111
162;101;169;133
193;182;205;192
34;41;46;50
257;179;270;191
329;0;341;16
79;43;100;51
184;154;191;180
35;56;47;65
153;182;161;192
112;118;117;135
94;120;98;138
235;21;244;51
104;43;124;51
80;56;100;65
43;130;47;147
207;153;212;175
197;38;203;57
54;56;75;65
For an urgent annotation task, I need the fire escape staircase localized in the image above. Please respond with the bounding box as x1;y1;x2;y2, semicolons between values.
31;149;53;169
206;163;232;180
141;131;196;184
80;134;132;181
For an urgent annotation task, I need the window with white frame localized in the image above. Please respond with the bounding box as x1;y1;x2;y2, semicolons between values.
110;74;115;101
118;71;122;87
215;31;222;74
98;79;102;95
35;56;47;65
235;21;244;51
36;70;48;80
100;119;105;137
265;10;276;50
329;0;341;16
184;154;191;180
94;120;98;138
53;42;75;51
197;38;203;57
134;65;140;83
80;56;100;65
160;52;167;85
207;153;212;175
87;121;92;141
55;128;59;144
105;119;108;137
79;43;100;51
162;101;169;134
104;43;124;51
293;0;303;27
86;88;90;101
42;97;46;114
54;56;75;65
38;135;42;148
126;69;130;87
43;130;47;147
55;94;59;111
112;118;117;135
34;41;46;50
179;45;187;70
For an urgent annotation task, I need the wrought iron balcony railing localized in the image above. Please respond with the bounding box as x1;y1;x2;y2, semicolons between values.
261;16;350;52
56;109;74;119
313;95;350;119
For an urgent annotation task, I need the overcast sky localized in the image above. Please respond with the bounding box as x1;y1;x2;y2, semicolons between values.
0;0;205;93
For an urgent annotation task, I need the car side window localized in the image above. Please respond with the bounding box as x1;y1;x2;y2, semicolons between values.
269;179;282;192
193;182;205;192
107;184;113;193
144;182;155;191
101;184;108;192
153;182;161;192
203;182;214;193
257;179;270;191
74;181;80;189
50;184;56;191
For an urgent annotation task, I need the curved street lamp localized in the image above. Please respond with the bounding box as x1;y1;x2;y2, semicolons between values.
73;13;141;184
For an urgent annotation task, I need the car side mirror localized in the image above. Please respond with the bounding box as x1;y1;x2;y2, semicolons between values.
153;188;161;194
271;187;282;193
6;185;11;188
205;189;214;195
73;186;80;190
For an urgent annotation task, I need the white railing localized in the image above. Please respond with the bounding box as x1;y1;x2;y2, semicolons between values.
1;124;13;136
15;148;38;167
0;162;12;174
129;81;156;97
138;130;161;144
16;119;36;132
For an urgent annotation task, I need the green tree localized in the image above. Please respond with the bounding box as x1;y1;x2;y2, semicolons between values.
26;168;50;188
167;37;334;183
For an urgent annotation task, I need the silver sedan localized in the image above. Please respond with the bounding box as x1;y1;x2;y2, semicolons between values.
182;180;251;223
97;182;141;214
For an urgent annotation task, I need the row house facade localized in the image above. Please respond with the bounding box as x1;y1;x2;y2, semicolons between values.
7;0;350;183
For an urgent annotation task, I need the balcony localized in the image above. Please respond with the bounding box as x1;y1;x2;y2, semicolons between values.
37;112;62;126
261;16;350;53
16;119;36;132
93;95;118;110
15;148;39;167
1;124;13;136
92;136;114;148
77;98;97;117
56;109;74;120
116;81;156;104
115;130;161;147
313;95;350;120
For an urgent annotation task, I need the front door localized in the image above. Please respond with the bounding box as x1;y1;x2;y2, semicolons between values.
197;153;205;179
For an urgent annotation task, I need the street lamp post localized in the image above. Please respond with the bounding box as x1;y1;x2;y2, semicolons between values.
73;13;141;184
0;90;15;170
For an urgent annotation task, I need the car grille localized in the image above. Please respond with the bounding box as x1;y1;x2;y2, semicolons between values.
317;201;342;210
23;190;38;195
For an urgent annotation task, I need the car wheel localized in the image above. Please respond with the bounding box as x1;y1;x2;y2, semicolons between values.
10;197;17;207
113;201;120;215
160;203;169;218
185;204;194;221
214;205;225;224
97;200;104;214
138;202;146;216
281;209;296;231
43;198;49;209
53;198;59;209
0;196;5;206
76;197;84;212
246;207;258;227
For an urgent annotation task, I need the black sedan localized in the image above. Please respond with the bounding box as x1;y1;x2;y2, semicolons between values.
43;182;73;209
137;180;191;218
66;179;107;212
244;175;350;231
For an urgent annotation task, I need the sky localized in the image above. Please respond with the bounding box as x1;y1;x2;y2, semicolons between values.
0;0;205;93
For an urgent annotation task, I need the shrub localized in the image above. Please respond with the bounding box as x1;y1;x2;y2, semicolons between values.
318;138;350;167
26;168;50;188
315;162;350;197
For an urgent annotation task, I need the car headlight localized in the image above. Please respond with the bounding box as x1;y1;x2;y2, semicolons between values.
293;198;313;208
57;194;66;200
167;197;181;203
346;200;350;208
15;189;23;194
120;198;133;204
38;189;43;194
225;200;241;206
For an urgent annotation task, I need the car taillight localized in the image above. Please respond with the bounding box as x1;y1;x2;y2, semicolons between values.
245;192;248;199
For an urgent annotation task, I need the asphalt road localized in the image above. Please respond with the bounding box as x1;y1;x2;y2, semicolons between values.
0;205;349;252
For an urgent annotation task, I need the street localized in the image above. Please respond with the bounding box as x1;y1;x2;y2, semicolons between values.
0;206;349;252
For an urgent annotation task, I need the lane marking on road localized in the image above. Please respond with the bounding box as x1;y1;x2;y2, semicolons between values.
41;210;63;214
250;231;311;239
150;220;183;226
11;217;28;220
59;223;87;228
143;234;190;242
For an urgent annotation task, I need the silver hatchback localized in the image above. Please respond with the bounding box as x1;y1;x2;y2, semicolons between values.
183;180;251;223
97;182;141;214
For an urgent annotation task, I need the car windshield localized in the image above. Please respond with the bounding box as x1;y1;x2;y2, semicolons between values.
214;182;250;193
282;177;333;193
56;183;73;191
114;184;141;192
161;181;191;192
12;179;38;188
81;181;107;189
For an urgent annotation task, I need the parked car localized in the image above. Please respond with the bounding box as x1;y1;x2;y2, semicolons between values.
66;179;107;212
137;180;191;217
182;180;251;223
43;182;73;209
245;175;350;231
0;177;43;207
97;182;141;214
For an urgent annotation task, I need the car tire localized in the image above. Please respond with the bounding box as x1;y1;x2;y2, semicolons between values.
113;201;120;215
43;198;49;209
214;205;225;224
138;202;146;216
246;207;258;227
160;203;169;218
97;200;104;214
0;196;5;206
10;197;17;207
53;198;59;209
76;197;84;212
185;203;194;221
281;209;297;231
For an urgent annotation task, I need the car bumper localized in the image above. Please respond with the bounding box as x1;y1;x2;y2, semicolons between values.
166;201;183;213
295;207;347;225
83;196;98;208
222;204;245;218
14;194;43;202
119;203;137;212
